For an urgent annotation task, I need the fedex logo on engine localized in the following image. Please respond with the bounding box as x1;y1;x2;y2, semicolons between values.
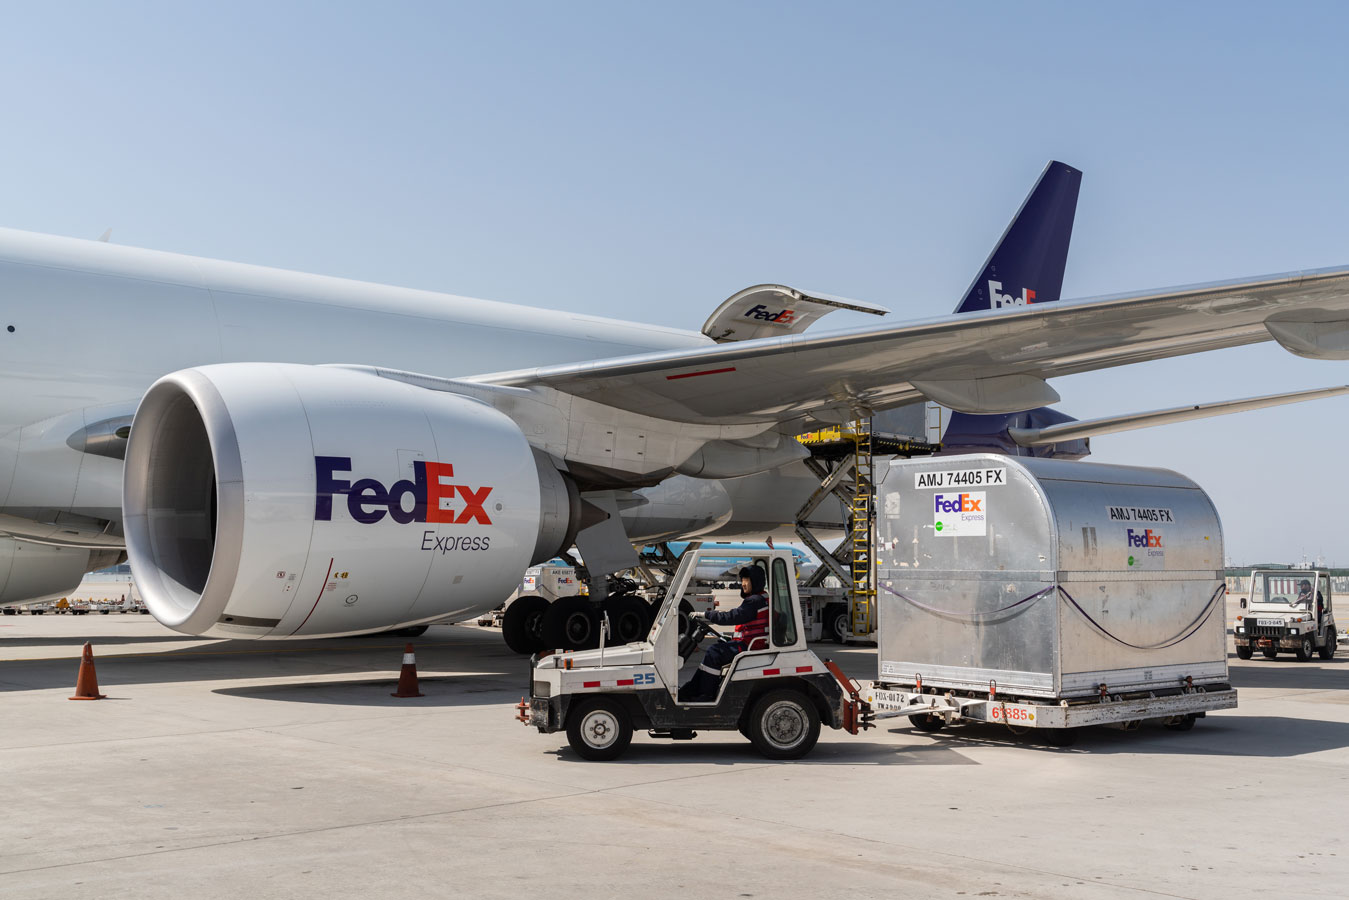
743;304;798;325
934;492;982;514
988;280;1036;309
315;456;492;526
1127;528;1163;549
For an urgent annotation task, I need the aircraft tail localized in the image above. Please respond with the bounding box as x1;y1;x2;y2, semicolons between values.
953;160;1081;314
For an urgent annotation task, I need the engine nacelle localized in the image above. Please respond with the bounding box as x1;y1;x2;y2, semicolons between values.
123;363;578;639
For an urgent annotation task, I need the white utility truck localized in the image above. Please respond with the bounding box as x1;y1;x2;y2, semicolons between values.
865;455;1238;745
1234;568;1336;661
517;548;879;760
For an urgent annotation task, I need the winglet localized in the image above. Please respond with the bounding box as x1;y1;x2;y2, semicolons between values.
954;160;1081;314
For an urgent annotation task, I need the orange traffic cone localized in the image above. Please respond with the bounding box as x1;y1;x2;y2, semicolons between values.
391;643;424;698
69;642;106;700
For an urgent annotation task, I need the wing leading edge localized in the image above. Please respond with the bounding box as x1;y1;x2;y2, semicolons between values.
473;265;1349;425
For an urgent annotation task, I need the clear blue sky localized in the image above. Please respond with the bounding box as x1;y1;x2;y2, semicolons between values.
3;2;1346;564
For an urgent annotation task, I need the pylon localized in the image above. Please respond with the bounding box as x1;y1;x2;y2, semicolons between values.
391;642;424;698
69;642;106;700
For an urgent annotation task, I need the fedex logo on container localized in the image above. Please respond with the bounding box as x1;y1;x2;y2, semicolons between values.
934;493;982;514
743;304;798;325
315;456;493;526
988;280;1036;309
1127;528;1163;549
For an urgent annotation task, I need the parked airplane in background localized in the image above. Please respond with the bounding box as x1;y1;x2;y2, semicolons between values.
1;160;1346;644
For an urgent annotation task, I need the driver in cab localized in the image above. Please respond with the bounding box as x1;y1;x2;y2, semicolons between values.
679;566;769;702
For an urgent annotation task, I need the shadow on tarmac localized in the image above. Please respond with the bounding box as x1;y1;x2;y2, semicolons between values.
213;674;522;707
1229;654;1348;689
547;737;978;766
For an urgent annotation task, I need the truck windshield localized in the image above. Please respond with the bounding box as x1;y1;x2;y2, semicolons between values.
1254;574;1315;608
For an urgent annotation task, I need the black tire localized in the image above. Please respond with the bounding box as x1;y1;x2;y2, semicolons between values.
823;604;849;643
502;595;549;654
1164;714;1197;732
542;595;600;651
566;696;633;761
912;713;946;733
1320;630;1337;660
1235;645;1253;660
604;594;650;646
1042;727;1077;746
1296;636;1314;662
746;689;821;759
676;600;698;659
1262;646;1279;659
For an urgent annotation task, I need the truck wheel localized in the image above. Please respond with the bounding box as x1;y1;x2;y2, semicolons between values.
1261;646;1279;659
747;689;820;759
566;697;633;761
1164;714;1197;732
604;595;650;645
1320;631;1336;660
502;595;549;654
911;713;946;733
1235;645;1253;660
1296;637;1314;662
824;604;849;643
1042;727;1077;747
543;596;599;651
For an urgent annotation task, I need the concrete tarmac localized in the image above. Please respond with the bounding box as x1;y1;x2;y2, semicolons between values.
1;614;1346;900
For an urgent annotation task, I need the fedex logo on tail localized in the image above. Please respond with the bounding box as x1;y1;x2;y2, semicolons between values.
1127;528;1163;549
934;493;982;513
744;304;798;325
315;456;493;526
988;280;1036;309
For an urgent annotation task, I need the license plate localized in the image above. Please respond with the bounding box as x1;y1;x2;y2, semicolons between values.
1256;618;1284;626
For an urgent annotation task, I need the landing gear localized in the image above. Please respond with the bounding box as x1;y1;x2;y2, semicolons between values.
603;594;651;645
502;595;549;655
542;596;600;651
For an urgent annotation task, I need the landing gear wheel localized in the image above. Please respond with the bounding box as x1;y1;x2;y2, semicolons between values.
676;600;698;659
824;604;848;643
1296;636;1314;662
394;625;429;637
1043;727;1077;746
502;595;549;654
566;697;633;761
604;595;650;646
1261;646;1279;659
911;713;945;733
542;596;599;651
747;689;820;760
1164;714;1197;732
1235;645;1253;660
1320;631;1337;660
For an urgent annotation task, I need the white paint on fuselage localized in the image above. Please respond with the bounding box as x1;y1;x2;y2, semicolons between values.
0;227;710;433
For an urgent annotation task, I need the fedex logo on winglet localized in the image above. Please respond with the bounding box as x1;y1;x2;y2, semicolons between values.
988;280;1036;308
315;456;493;526
743;304;798;325
934;493;982;514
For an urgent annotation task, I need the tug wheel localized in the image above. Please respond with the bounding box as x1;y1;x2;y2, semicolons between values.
566;697;633;761
1261;646;1279;659
747;689;820;759
1235;645;1253;660
1295;636;1314;662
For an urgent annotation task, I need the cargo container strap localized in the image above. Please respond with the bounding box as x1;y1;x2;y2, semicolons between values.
1056;582;1226;651
878;582;1057;622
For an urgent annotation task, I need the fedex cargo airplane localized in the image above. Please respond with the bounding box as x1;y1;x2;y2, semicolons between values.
1;161;1346;647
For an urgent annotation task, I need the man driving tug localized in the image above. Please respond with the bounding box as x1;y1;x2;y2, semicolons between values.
680;566;770;702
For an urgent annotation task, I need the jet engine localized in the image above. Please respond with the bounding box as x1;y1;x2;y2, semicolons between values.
122;363;579;639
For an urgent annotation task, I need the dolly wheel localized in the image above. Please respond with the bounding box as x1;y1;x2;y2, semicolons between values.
747;689;820;759
566;697;633;761
1164;714;1197;732
1042;727;1077;746
911;713;945;733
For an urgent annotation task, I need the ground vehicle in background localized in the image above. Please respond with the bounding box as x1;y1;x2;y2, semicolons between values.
1234;568;1336;661
519;548;874;760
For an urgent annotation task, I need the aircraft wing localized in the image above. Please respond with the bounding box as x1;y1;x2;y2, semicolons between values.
476;266;1349;423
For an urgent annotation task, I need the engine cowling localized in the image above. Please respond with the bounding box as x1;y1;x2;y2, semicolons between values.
122;363;578;639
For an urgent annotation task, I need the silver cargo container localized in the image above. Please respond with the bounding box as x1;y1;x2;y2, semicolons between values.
875;454;1231;701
